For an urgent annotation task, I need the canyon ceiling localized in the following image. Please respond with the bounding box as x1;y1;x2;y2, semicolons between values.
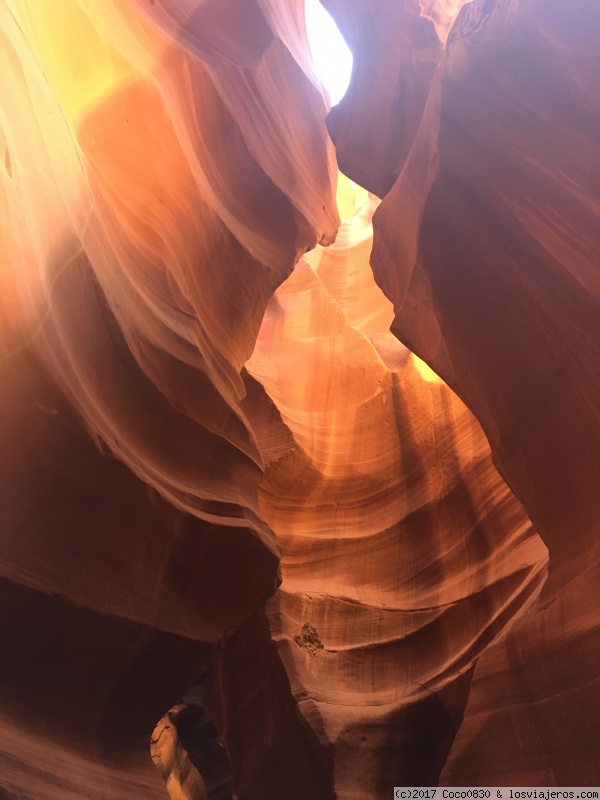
1;0;599;798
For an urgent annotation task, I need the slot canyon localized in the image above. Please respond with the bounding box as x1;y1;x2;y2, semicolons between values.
0;0;599;797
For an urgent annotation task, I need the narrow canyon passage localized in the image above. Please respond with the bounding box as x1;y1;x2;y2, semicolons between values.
1;0;599;798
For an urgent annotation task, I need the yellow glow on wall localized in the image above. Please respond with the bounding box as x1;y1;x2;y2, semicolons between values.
413;354;444;384
336;171;368;220
10;0;140;125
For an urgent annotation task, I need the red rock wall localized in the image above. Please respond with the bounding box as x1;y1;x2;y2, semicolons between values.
367;0;600;786
1;0;598;797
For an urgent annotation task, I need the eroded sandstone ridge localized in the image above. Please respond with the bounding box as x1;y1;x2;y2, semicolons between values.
0;0;598;798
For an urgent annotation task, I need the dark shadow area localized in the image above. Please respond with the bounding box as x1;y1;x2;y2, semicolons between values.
207;610;336;800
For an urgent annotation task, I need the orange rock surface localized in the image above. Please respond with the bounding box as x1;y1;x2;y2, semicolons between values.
0;0;598;797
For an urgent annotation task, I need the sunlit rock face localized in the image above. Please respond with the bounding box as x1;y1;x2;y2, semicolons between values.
242;198;547;796
0;2;598;799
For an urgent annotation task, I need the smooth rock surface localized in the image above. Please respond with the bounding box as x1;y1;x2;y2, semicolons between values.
1;0;598;796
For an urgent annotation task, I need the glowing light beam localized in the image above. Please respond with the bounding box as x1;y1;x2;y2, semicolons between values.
304;0;353;106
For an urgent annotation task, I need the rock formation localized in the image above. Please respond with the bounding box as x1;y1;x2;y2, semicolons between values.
0;0;598;797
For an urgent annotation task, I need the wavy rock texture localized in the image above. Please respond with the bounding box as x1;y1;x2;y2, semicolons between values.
243;197;547;796
368;0;600;787
0;0;598;798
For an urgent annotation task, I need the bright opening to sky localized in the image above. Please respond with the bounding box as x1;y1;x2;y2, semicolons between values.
304;0;353;106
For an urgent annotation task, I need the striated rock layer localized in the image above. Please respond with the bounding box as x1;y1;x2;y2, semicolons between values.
365;0;600;787
0;0;599;797
245;199;547;795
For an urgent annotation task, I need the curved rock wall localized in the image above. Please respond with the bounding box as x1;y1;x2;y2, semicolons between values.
1;0;598;797
246;199;547;795
368;0;600;786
